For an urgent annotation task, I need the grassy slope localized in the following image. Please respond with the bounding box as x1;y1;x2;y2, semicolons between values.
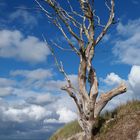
50;100;140;140
50;121;82;140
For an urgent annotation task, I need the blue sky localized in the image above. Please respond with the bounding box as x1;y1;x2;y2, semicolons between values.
0;0;140;140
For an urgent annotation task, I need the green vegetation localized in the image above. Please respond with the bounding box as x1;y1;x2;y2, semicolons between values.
50;120;82;140
50;100;140;140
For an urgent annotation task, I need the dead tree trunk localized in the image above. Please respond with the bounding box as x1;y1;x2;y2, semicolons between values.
35;0;127;139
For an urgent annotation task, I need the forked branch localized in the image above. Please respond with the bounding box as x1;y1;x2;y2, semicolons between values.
45;0;82;42
95;0;115;45
94;83;127;118
35;0;81;56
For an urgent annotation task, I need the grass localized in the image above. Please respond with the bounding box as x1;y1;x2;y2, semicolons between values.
49;120;82;140
50;100;140;140
97;100;140;140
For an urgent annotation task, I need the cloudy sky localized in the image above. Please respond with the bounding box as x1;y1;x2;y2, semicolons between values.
0;0;140;140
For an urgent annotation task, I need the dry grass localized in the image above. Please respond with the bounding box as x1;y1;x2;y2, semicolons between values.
50;100;140;140
97;100;140;140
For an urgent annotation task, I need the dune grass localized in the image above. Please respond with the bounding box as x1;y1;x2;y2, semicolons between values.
49;120;82;140
50;100;140;140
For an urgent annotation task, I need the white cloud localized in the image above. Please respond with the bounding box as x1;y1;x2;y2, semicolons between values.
113;18;140;65
10;68;53;80
32;74;78;92
44;118;59;124
68;74;78;86
0;87;13;97
101;72;122;86
2;104;51;122
0;65;138;132
0;30;50;63
57;107;77;123
0;86;77;124
26;93;57;105
0;64;139;126
128;65;140;97
9;9;38;28
102;65;140;111
0;98;53;140
34;94;55;104
0;71;84;125
0;78;15;87
32;79;65;91
117;19;140;36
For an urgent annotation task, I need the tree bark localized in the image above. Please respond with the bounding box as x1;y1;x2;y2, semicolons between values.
78;116;98;140
77;83;127;140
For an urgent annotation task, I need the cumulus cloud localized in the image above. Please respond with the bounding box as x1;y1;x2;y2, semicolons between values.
0;88;76;139
10;68;53;80
101;72;122;86
9;68;68;92
32;74;78;92
0;78;15;87
57;107;77;123
44;107;77;124
0;68;78;125
3;105;51;122
128;65;140;98
0;30;50;63
113;18;140;65
102;65;140;110
0;66;139;139
0;98;58;140
44;118;59;124
0;87;14;97
26;93;57;105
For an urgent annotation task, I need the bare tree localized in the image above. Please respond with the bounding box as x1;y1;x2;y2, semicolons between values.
35;0;127;140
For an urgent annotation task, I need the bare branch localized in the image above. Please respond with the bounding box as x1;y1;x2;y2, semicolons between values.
35;0;53;19
50;40;73;52
95;0;115;45
79;0;93;19
82;17;90;41
58;25;80;55
67;0;84;18
80;25;84;41
94;11;105;28
35;0;79;55
52;18;80;55
94;83;127;118
105;0;111;11
61;86;83;114
42;35;78;90
61;9;82;29
42;35;62;72
45;0;82;42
